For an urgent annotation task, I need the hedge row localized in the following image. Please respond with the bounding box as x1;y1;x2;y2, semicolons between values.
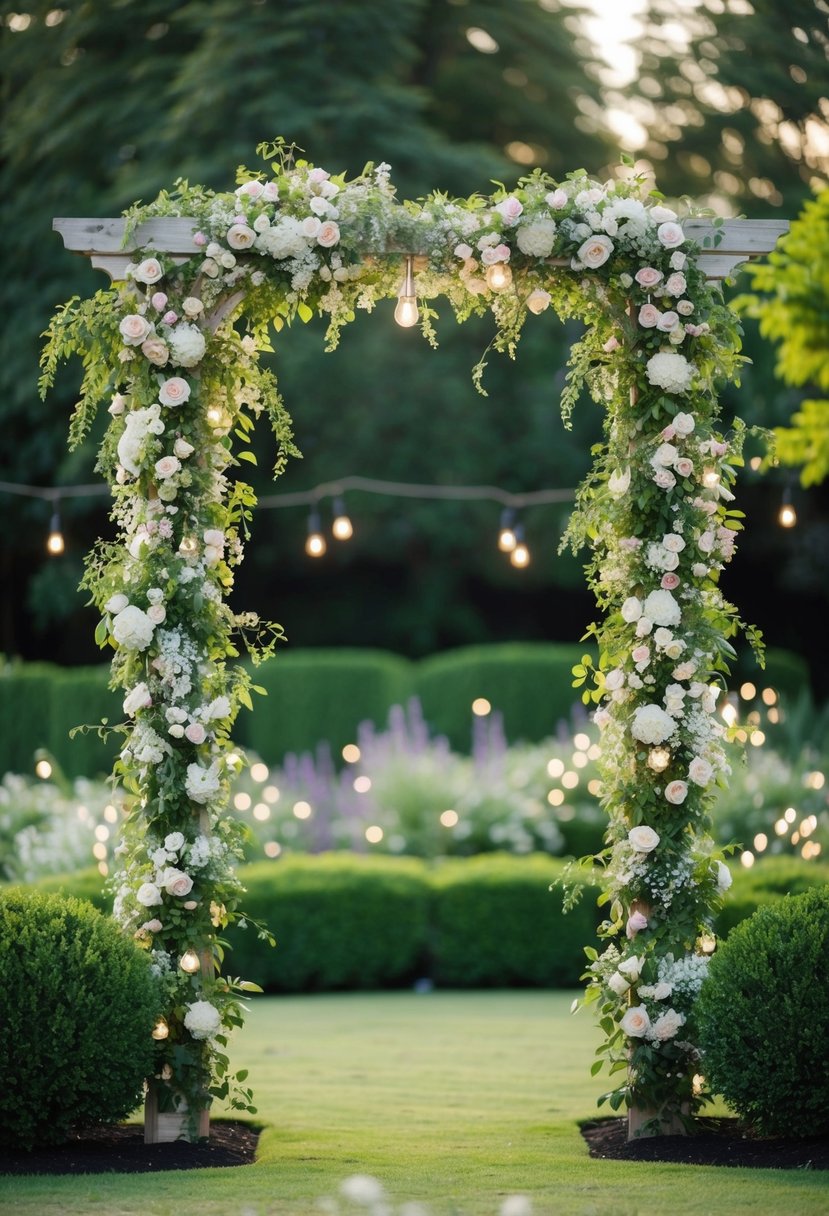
0;643;811;777
25;854;829;993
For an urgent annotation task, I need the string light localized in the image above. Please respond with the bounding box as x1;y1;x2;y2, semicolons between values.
509;524;530;568
778;488;797;528
151;1017;170;1040
393;255;419;327
46;507;65;556
305;509;327;557
485;262;513;292
331;496;353;541
647;747;670;773
179;949;201;974
497;507;517;552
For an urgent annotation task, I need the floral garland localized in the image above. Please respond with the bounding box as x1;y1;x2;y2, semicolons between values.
41;140;754;1132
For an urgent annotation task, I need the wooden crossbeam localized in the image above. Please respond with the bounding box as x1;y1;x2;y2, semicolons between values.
53;216;789;283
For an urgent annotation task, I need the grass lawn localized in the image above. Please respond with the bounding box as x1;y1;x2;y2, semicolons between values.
2;991;827;1215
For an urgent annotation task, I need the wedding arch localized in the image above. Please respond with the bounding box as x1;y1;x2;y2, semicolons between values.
46;141;787;1144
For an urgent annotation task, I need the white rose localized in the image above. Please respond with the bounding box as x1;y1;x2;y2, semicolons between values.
174;437;195;458
105;593;129;614
112;604;156;651
119;314;154;346
202;695;231;722
688;757;713;786
227;223;256;250
607;971;630;996
182;297;204;318
621;596;643;623
620;1006;650;1038
715;860;732;893
163;868;194;898
185;761;222;804
516;218;557;258
618;955;643;980
136;882;163;907
642;589;681;627
662;533;686;553
317;221;341;248
652;982;673;1001
631;704;675;745
665;779;688;805
184;999;222;1041
672;412;695;437
123;682;152;715
155;455;181;480
608;467;630;496
133;258;164;285
604;668;625;691
628;825;660;853
164;832;185;852
147;604;166;625
168;324;206;369
577;234;614;268
657;221;685;248
652;442;678;468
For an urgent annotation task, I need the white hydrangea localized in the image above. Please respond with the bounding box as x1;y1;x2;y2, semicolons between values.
642;589;681;627
256;216;308;260
112;604;156;651
184;999;222;1040
167;323;206;368
647;1009;686;1041
516;218;557;257
630;703;676;745
185;761;222;804
646;351;695;393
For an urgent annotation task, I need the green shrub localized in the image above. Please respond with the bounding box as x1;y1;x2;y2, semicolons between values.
0;662;56;776
714;858;829;938
0;889;160;1149
237;649;412;761
415;643;589;752
698;888;829;1136
430;853;602;988
49;666;121;778
225;854;431;991
29;866;111;912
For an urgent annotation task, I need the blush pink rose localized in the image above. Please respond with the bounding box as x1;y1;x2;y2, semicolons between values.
654;468;677;490
661;572;680;590
545;189;568;208
119;314;153;346
158;377;191;407
151;292;168;311
675;458;694;478
626;910;649;939
665;779;688;805
185;722;207;745
227;223;256;250
657;310;680;331
317;221;340;247
657;221;685;248
638;304;660;328
635;267;663;288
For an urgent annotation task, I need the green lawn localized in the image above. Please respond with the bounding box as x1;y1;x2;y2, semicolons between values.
3;991;827;1215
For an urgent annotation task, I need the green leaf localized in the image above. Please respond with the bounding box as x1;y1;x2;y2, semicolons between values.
237;450;258;464
297;302;313;323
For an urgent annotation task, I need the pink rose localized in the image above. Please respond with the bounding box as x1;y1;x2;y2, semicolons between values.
151;292;168;311
141;337;169;366
661;425;676;441
308;167;330;184
632;645;650;664
675;458;694;478
159;377;191;407
133;258;164;285
192;232;207;247
317;221;340;248
236;180;265;200
162;310;178;325
635;267;663;288
626;911;649;939
638;304;660;328
184;899;199;910
545;189;568;208
654;468;677;490
665;272;687;296
163;868;194;898
657;310;680;331
119;314;153;346
661;572;680;590
577;234;614;268
185;722;207;745
603;336;620;352
495;196;523;224
493;243;511;262
620;1005;651;1037
710;440;728;457
665;779;688;805
657;221;685;248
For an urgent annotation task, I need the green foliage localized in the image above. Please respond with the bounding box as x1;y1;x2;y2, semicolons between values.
698;888;829;1135
224;855;431;991
0;888;160;1150
736;190;829;486
430;853;602;987
415;643;590;750
239;649;412;759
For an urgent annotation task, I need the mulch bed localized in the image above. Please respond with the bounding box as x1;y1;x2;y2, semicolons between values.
0;1120;259;1175
582;1117;829;1171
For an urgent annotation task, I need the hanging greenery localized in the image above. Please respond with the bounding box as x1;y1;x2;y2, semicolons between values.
40;139;755;1134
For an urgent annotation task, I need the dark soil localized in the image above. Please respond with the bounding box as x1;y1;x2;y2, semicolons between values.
582;1117;829;1171
0;1120;259;1175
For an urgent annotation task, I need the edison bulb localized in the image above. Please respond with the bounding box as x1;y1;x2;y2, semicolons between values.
498;527;517;553
394;296;419;327
510;542;530;568
179;949;201;974
332;514;353;540
305;531;326;557
778;503;797;528
47;529;65;555
485;263;513;292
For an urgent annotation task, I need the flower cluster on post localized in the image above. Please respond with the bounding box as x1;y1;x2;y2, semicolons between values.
41;140;752;1131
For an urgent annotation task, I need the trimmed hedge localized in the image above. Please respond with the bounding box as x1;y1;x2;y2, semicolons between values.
236;649;412;760
0;661;120;779
18;856;829;993
430;853;602;988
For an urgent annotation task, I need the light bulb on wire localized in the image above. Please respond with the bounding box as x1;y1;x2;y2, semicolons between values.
394;255;419;328
305;509;327;557
46;508;64;556
497;508;517;553
485;262;513;293
509;524;530;568
778;488;797;529
179;949;201;974
331;497;353;541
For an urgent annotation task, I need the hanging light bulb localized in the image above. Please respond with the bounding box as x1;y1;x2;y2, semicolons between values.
394;255;419;327
509;524;530;568
647;747;671;773
179;949;201;974
485;262;513;292
151;1017;170;1040
305;509;327;557
46;509;65;556
497;508;517;553
778;488;797;529
331;496;353;541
